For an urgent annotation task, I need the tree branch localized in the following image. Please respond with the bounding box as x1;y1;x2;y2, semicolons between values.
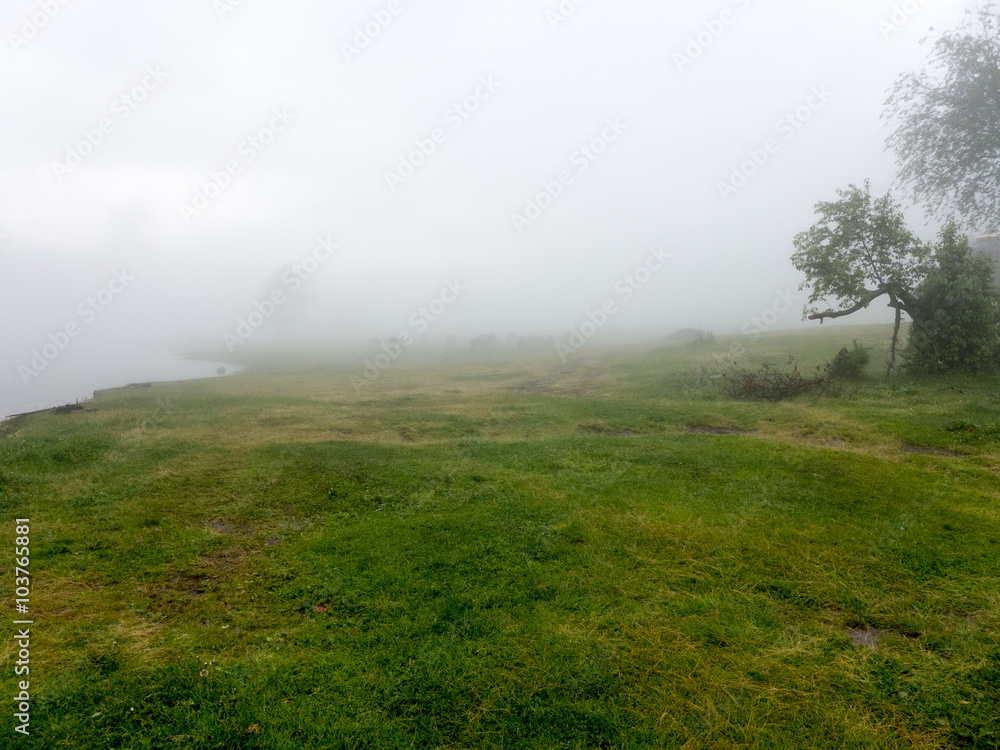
888;285;916;312
807;288;886;321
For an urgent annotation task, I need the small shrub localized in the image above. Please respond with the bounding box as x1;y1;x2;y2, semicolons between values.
684;331;716;346
719;357;834;402
829;340;871;381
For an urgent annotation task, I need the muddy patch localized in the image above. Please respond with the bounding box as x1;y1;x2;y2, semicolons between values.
578;425;643;437
688;425;754;436
510;364;575;395
902;444;960;457
511;354;619;396
155;572;209;601
200;548;251;574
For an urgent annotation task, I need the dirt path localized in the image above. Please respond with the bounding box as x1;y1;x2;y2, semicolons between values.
509;351;623;395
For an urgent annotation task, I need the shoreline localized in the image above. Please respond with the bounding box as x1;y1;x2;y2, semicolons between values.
2;356;240;422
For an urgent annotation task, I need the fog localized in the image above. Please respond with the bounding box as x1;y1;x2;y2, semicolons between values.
0;0;968;415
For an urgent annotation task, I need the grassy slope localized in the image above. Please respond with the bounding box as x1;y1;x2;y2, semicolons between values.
2;324;999;749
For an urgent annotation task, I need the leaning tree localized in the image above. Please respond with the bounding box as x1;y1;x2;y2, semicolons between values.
791;181;930;380
884;4;1000;229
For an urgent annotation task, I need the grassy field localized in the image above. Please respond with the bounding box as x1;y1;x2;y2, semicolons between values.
2;324;999;749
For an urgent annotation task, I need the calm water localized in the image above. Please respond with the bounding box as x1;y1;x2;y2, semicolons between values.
2;345;239;419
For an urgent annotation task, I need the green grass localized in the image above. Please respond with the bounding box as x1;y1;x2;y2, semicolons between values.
3;324;1000;748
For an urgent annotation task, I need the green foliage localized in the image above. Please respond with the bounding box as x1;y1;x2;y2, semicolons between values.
885;4;1000;229
791;180;929;322
792;186;999;376
905;222;1000;374
829;340;871;380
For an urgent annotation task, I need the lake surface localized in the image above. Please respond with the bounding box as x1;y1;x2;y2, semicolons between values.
2;345;239;419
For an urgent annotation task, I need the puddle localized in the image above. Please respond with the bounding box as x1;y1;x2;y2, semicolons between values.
903;444;960;457
848;627;884;649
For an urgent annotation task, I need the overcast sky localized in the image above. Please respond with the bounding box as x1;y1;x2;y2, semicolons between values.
0;0;972;413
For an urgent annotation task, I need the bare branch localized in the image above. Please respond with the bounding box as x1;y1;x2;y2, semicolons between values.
807;288;886;321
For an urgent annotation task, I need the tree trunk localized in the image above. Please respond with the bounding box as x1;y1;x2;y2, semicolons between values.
886;305;902;383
